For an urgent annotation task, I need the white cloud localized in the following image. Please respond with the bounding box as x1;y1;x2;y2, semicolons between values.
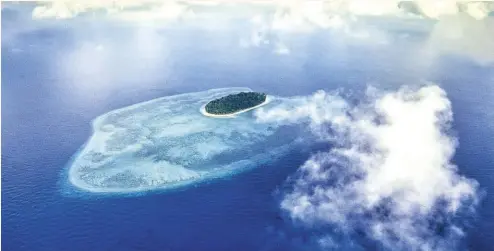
30;1;494;21
273;42;290;54
427;15;494;65
414;0;461;19
31;1;193;22
239;16;270;48
110;2;192;22
25;1;494;63
32;2;78;19
463;2;493;20
255;85;479;250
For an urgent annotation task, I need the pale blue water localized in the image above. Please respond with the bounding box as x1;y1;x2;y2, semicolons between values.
2;4;494;251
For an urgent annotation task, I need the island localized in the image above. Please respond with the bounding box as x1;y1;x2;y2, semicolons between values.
204;92;268;116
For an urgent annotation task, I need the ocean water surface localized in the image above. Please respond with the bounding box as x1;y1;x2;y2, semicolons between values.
2;3;494;251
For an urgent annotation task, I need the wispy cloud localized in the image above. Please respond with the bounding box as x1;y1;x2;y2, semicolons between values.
273;41;290;55
51;23;171;104
30;1;194;21
255;85;479;250
4;1;490;64
427;14;494;65
29;1;494;21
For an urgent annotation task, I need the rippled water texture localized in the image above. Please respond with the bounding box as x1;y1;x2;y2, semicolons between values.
68;88;301;193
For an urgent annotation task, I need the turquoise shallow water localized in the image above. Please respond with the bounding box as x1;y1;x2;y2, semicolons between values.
67;87;305;193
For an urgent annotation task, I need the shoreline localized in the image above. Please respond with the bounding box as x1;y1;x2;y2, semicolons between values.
200;95;271;118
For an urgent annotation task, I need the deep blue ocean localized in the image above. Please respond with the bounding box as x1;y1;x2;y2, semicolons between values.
2;5;494;251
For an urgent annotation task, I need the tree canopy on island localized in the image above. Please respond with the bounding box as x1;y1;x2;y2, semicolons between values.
205;92;267;115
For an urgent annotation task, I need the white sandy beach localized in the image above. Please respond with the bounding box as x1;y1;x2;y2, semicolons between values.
200;95;272;118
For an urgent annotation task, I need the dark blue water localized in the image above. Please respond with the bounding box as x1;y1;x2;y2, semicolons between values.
3;7;494;251
0;45;311;250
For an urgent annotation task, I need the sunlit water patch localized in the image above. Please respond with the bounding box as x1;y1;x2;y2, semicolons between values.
66;88;304;193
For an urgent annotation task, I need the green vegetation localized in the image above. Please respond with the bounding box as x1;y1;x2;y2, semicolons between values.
205;92;267;115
